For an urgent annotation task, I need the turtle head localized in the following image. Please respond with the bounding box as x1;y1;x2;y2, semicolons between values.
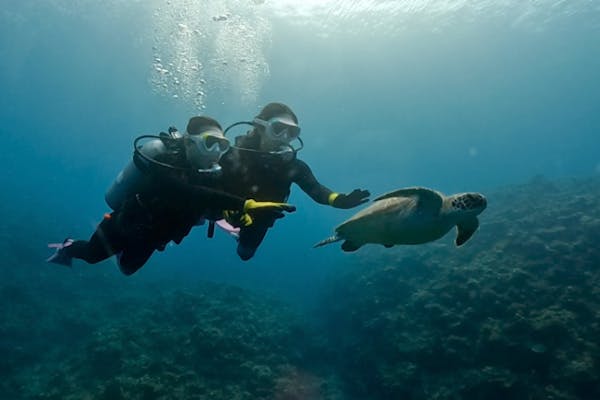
448;192;487;217
447;192;486;246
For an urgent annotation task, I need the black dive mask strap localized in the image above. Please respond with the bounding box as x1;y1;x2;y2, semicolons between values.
223;121;254;136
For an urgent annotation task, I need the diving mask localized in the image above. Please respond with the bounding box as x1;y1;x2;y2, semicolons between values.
253;116;301;143
189;131;230;157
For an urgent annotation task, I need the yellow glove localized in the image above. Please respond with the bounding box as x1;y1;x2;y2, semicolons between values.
223;210;253;227
239;213;253;226
243;199;297;213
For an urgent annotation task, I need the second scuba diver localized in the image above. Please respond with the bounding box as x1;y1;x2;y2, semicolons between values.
220;102;371;260
46;116;296;275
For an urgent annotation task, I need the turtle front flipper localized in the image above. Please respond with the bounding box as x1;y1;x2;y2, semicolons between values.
341;240;362;252
455;216;479;246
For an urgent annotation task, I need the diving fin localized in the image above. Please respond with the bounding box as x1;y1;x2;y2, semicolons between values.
215;219;240;239
46;239;75;267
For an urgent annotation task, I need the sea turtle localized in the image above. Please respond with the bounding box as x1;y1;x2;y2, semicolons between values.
314;187;487;252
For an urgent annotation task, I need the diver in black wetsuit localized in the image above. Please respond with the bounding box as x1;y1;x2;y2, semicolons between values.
46;116;295;275
220;102;370;261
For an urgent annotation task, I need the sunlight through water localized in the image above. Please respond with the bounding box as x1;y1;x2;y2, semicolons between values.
150;0;271;111
4;0;596;111
146;0;597;110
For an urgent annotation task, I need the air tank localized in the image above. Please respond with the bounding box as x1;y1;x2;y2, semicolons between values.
105;138;167;211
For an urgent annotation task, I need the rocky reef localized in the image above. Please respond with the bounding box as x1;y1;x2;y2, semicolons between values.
0;279;342;400
317;176;600;399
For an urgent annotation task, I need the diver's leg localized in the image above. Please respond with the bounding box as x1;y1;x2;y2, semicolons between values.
63;217;124;264
236;223;270;261
117;246;155;276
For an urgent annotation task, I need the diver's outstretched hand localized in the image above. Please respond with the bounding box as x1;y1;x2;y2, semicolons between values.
331;189;370;209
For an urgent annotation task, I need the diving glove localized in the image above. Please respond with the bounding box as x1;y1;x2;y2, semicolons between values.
243;199;296;214
328;189;370;209
224;210;254;227
225;200;295;228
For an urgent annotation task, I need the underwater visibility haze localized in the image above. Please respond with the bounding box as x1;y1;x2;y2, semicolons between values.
1;1;600;399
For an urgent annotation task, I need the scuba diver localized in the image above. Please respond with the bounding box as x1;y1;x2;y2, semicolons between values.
220;102;371;261
46;116;296;275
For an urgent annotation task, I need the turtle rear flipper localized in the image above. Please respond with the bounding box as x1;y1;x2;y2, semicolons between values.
455;217;479;246
314;235;342;248
341;240;361;252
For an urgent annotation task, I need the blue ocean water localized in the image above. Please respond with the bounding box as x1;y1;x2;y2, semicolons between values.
2;0;598;297
1;1;599;399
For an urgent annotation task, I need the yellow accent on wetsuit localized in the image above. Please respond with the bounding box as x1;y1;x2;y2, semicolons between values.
328;192;340;206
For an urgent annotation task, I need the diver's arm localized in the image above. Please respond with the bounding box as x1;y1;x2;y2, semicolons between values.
143;147;249;210
139;143;295;213
293;159;370;209
157;175;295;215
292;159;336;205
157;175;247;210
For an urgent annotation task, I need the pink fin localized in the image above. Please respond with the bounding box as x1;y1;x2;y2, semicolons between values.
215;219;240;237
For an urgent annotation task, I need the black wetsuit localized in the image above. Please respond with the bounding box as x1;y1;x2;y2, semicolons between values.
219;134;335;260
65;138;247;275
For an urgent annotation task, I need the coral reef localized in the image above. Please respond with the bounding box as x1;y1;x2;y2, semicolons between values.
0;281;339;400
1;175;599;399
